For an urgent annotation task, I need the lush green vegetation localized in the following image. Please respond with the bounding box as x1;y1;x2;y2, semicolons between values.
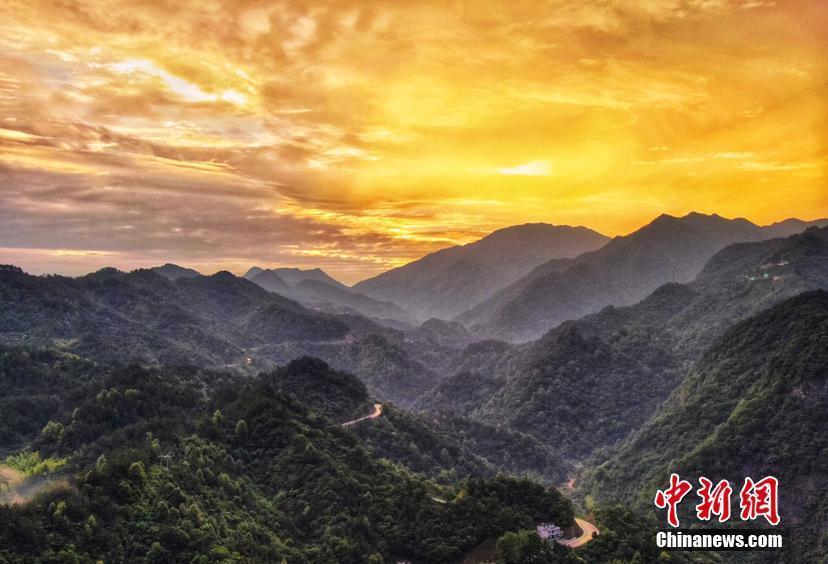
575;506;709;564
0;360;575;563
2;452;66;477
580;291;828;562
0;267;349;368
353;405;570;485
496;528;557;563
491;506;707;563
0;347;99;455
429;413;570;485
414;368;506;418
262;356;371;423
2;227;825;562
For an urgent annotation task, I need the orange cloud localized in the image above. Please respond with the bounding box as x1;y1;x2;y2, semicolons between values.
0;0;825;283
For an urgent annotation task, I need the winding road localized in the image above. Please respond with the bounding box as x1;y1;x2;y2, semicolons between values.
559;517;599;548
342;403;383;427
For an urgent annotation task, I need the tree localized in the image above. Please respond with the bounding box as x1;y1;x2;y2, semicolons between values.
496;529;554;564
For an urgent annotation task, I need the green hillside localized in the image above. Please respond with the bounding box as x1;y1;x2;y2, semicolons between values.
581;291;828;562
0;361;574;563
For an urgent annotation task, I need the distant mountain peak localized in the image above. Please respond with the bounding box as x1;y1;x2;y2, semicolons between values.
243;266;344;288
151;263;202;281
633;212;760;241
81;267;124;280
244;265;414;325
249;269;288;291
762;217;828;237
474;222;603;246
243;266;264;279
210;270;237;281
272;267;346;289
460;212;797;342
684;210;721;219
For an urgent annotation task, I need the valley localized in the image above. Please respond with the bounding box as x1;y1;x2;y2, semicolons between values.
1;213;825;563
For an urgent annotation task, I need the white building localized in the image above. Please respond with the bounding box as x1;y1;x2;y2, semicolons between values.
537;523;563;542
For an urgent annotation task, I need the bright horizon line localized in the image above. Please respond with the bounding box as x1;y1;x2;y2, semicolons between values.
3;210;825;286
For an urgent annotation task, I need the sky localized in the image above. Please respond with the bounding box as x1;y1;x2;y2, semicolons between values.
0;0;826;284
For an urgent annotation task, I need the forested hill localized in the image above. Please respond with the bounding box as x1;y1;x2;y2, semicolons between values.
419;226;828;463
351;405;572;486
0;267;349;367
0;352;575;563
262;356;373;423
580;291;828;563
0;267;466;407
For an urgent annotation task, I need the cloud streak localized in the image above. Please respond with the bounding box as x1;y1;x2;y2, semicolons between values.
0;0;826;282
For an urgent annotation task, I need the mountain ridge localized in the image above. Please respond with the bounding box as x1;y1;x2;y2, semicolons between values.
459;213;827;342
246;266;415;326
353;223;610;321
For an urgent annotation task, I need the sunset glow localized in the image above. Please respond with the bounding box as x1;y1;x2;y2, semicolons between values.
1;0;826;282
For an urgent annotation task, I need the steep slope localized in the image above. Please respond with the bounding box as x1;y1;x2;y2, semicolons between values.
0;361;575;563
461;212;770;342
580;291;828;563
0;346;98;455
354;223;609;321
0;267;349;368
426;227;828;461
293;279;415;324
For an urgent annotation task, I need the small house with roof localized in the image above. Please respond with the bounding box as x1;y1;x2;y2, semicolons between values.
537;523;563;543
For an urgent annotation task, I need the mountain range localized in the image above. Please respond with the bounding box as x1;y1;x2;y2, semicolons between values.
244;266;416;326
0;266;350;368
417;225;828;461
353;223;610;321
0;265;473;406
458;213;828;342
2;212;827;562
